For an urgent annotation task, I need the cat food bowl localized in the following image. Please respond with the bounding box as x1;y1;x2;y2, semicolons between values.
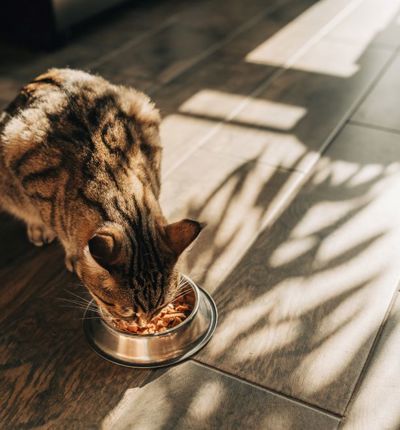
83;275;217;368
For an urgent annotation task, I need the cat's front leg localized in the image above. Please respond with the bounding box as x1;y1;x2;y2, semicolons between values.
27;222;56;247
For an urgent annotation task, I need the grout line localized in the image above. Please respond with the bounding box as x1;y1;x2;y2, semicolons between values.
339;286;400;428
191;359;343;420
313;46;400;162
349;119;400;136
344;46;400;121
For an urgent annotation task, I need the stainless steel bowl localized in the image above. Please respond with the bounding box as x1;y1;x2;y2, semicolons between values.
83;275;217;368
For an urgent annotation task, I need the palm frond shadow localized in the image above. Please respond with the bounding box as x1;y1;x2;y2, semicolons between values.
168;140;398;416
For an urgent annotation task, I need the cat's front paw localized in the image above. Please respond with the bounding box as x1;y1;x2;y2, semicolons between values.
27;223;56;247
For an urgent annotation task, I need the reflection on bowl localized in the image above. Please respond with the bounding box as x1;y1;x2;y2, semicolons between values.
83;275;218;368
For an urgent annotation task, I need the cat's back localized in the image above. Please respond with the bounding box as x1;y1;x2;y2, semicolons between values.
0;69;137;180
0;68;161;208
0;67;111;150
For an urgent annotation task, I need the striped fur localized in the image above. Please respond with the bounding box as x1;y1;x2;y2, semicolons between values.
0;69;203;318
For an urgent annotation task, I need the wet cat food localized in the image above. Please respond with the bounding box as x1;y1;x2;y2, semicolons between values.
110;296;192;335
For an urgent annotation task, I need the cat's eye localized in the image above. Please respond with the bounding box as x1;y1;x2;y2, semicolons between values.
92;291;115;307
101;298;115;307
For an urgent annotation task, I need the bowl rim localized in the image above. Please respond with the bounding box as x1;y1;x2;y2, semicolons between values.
96;274;200;338
83;284;218;368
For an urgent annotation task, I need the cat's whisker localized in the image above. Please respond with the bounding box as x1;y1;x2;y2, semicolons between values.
59;305;101;314
57;299;90;305
168;294;190;305
177;278;188;289
173;287;192;297
56;298;96;309
175;280;188;290
80;316;104;321
57;296;90;303
64;290;92;303
152;287;192;313
56;301;91;309
57;300;100;311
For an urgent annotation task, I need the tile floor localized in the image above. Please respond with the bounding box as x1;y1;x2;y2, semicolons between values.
1;0;400;428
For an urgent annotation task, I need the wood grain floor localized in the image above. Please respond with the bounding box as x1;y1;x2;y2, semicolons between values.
2;0;400;428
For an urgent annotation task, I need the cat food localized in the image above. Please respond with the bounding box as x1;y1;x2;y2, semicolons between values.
110;296;192;335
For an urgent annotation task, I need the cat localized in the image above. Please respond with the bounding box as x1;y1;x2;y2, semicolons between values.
0;68;203;320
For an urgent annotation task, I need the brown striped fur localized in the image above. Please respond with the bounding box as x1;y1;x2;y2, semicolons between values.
0;69;203;318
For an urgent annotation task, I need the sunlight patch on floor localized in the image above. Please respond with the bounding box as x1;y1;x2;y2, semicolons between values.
102;384;171;430
269;236;317;268
207;293;278;357
187;380;224;420
246;0;400;77
289;39;362;77
179;89;306;130
343;301;400;429
327;0;400;45
293;296;380;395
199;144;400;399
161;153;303;293
160;112;310;179
234;320;301;361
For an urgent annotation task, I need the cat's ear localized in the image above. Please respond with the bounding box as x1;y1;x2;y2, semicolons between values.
165;219;205;257
87;224;124;268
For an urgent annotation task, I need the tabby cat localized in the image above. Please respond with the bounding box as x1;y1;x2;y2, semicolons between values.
0;68;203;320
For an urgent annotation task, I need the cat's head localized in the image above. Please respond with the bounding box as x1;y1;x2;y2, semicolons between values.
75;219;203;320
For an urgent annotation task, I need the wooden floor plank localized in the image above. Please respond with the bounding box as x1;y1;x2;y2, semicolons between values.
92;0;304;93
0;263;151;429
0;0;196;98
0;0;298;103
191;123;400;414
152;0;316;115
101;361;340;430
342;292;400;429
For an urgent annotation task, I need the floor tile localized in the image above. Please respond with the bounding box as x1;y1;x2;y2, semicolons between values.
352;53;400;132
191;45;392;173
342;292;400;429
324;0;400;49
1;0;398;426
245;0;351;67
160;148;303;292
102;361;340;430
193;124;400;414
